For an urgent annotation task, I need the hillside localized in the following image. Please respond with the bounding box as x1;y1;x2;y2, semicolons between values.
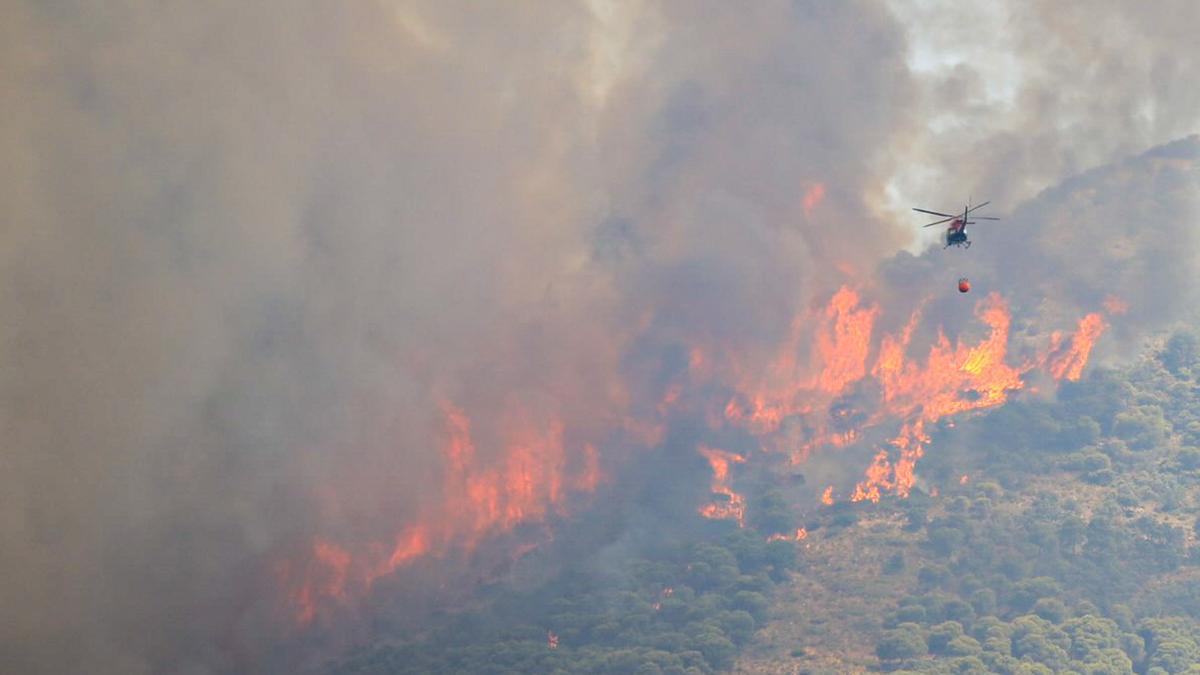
736;330;1200;674
330;329;1200;674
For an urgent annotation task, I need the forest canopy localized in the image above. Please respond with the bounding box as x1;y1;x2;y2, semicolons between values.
332;330;1200;673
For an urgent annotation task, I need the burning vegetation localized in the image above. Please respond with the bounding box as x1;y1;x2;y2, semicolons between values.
280;282;1116;626
326;322;1200;674
703;288;1112;515
278;402;605;625
697;446;749;527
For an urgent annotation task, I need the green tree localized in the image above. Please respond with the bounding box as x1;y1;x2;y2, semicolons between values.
895;604;927;624
749;489;795;535
689;630;737;670
1176;447;1200;470
928;524;967;556
1113;405;1169;451
918;564;951;588
876;624;928;661
1060;515;1087;554
1160;331;1200;376
945;635;983;657
1009;578;1063;613
970;588;997;617
731;591;769;622
928;621;965;653
1032;598;1069;624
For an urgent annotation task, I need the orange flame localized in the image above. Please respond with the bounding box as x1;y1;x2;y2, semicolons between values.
272;539;353;625
851;449;892;504
1048;313;1105;381
875;296;1025;420
869;295;1104;500
280;403;602;624
851;294;1097;501
697;445;747;527
724;286;878;446
959;474;969;485
367;525;430;585
279;277;1116;625
719;286;1110;504
651;585;674;609
816;287;879;395
766;528;808;542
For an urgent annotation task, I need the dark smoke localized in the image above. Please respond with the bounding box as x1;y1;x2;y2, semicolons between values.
1;1;1197;673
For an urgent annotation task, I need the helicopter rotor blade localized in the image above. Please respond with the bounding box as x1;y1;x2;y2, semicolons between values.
922;216;956;228
972;216;1000;220
913;207;957;218
966;201;991;213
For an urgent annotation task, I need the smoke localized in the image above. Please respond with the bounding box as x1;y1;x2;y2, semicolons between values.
878;135;1200;355
1;1;1197;672
885;0;1200;215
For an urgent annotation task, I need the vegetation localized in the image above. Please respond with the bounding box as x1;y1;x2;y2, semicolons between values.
335;328;1200;673
740;328;1200;673
330;528;796;674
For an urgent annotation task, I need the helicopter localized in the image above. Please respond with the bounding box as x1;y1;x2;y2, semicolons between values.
913;200;1000;249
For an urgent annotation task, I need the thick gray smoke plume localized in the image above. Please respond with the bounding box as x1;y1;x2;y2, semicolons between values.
0;1;1197;673
886;0;1200;213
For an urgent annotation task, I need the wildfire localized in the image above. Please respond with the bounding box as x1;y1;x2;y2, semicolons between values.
848;295;1103;501
959;474;970;485
766;528;808;542
271;539;353;625
280;403;602;625
719;286;1111;505
371;525;430;584
651;587;673;611
851;450;892;504
816;287;880;394
697;445;747;527
1047;313;1106;381
874;296;1025;420
278;278;1116;626
723;286;879;446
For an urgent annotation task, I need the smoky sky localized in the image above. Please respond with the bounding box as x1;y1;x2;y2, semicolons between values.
1;1;1198;673
886;0;1200;218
